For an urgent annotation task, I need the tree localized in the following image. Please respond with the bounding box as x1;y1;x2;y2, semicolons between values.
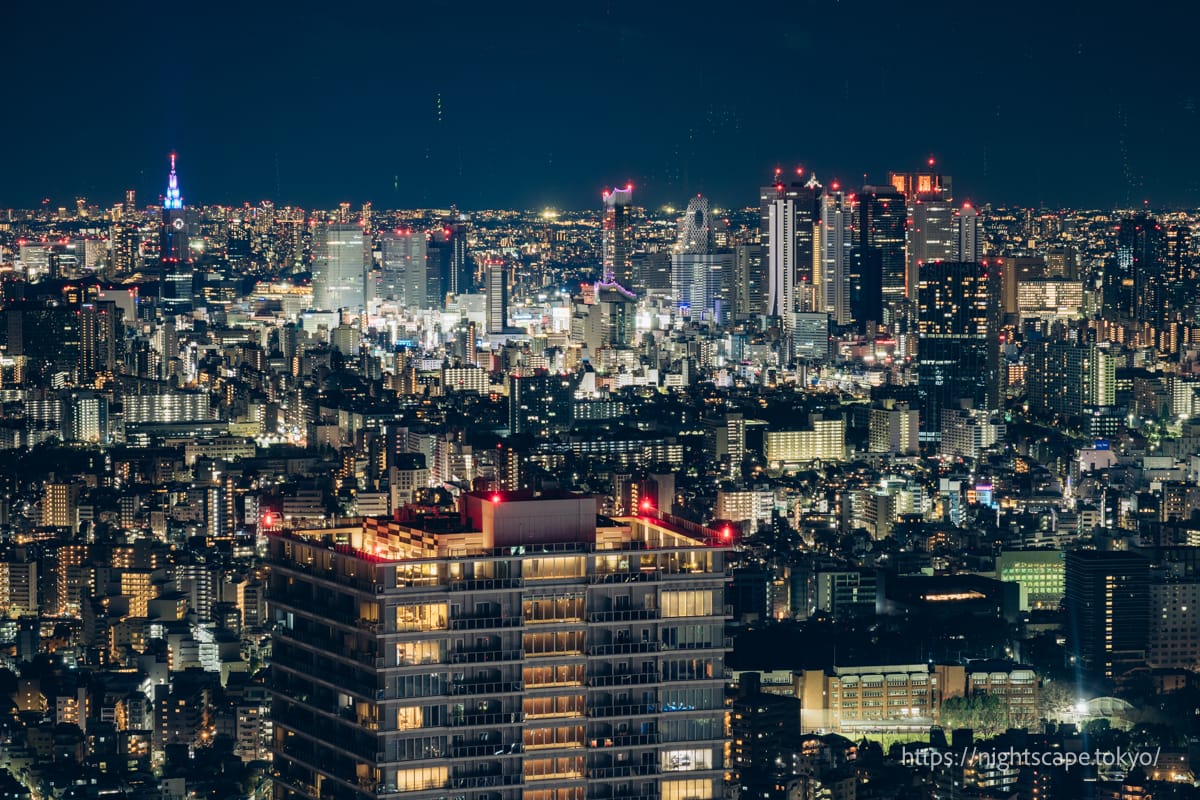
940;693;1008;738
1038;679;1078;722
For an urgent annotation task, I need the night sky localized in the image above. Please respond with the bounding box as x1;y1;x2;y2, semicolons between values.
6;0;1200;211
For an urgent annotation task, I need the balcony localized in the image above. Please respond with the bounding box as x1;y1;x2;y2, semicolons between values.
449;711;524;727
587;673;658;688
449;742;524;758
589;571;660;585
450;615;525;631
659;638;733;652
587;704;657;719
587;608;660;623
449;648;523;665
451;773;523;789
588;733;660;747
587;642;659;657
448;680;524;696
449;578;524;591
587;765;660;780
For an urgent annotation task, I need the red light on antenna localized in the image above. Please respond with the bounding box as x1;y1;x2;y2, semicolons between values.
796;167;803;175
928;157;935;166
491;493;502;504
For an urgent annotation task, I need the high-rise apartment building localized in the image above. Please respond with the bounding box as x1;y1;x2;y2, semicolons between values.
313;224;370;312
269;491;731;800
1027;341;1117;418
602;186;634;287
868;399;920;456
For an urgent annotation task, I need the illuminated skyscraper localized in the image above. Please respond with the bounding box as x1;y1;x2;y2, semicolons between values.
763;176;821;326
601;185;634;285
852;185;906;327
159;154;192;314
917;261;1001;437
678;195;713;255
954;203;981;263
1105;214;1166;326
819;187;853;326
672;195;731;321
765;192;795;325
891;171;954;299
485;258;507;334
380;229;428;308
268;491;731;800
313;223;370;311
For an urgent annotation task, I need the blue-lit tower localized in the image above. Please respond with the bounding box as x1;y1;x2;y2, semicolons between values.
160;154;193;313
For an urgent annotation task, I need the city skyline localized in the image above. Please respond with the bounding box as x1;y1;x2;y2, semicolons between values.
6;0;1200;210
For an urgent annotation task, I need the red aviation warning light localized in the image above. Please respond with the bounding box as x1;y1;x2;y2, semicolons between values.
721;526;733;542
491;493;502;504
640;498;654;513
262;511;275;528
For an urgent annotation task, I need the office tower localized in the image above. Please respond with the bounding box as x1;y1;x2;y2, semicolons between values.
313;223;370;312
678;195;713;255
670;253;733;323
763;177;821;326
917;261;1000;436
631;252;672;294
1105;214;1166;326
159;154;193;314
1065;551;1149;680
733;244;766;317
124;189;137;217
892;172;954;299
427;223;469;300
853;185;906;328
594;279;637;348
601;185;634;285
791;313;830;362
819;188;853;326
486;258;508;335
380;229;428;308
509;370;574;437
4;306;82;374
954;203;981;263
268;491;731;800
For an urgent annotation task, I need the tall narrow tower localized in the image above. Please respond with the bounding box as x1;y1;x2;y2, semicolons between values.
602;185;634;286
159;154;193;314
